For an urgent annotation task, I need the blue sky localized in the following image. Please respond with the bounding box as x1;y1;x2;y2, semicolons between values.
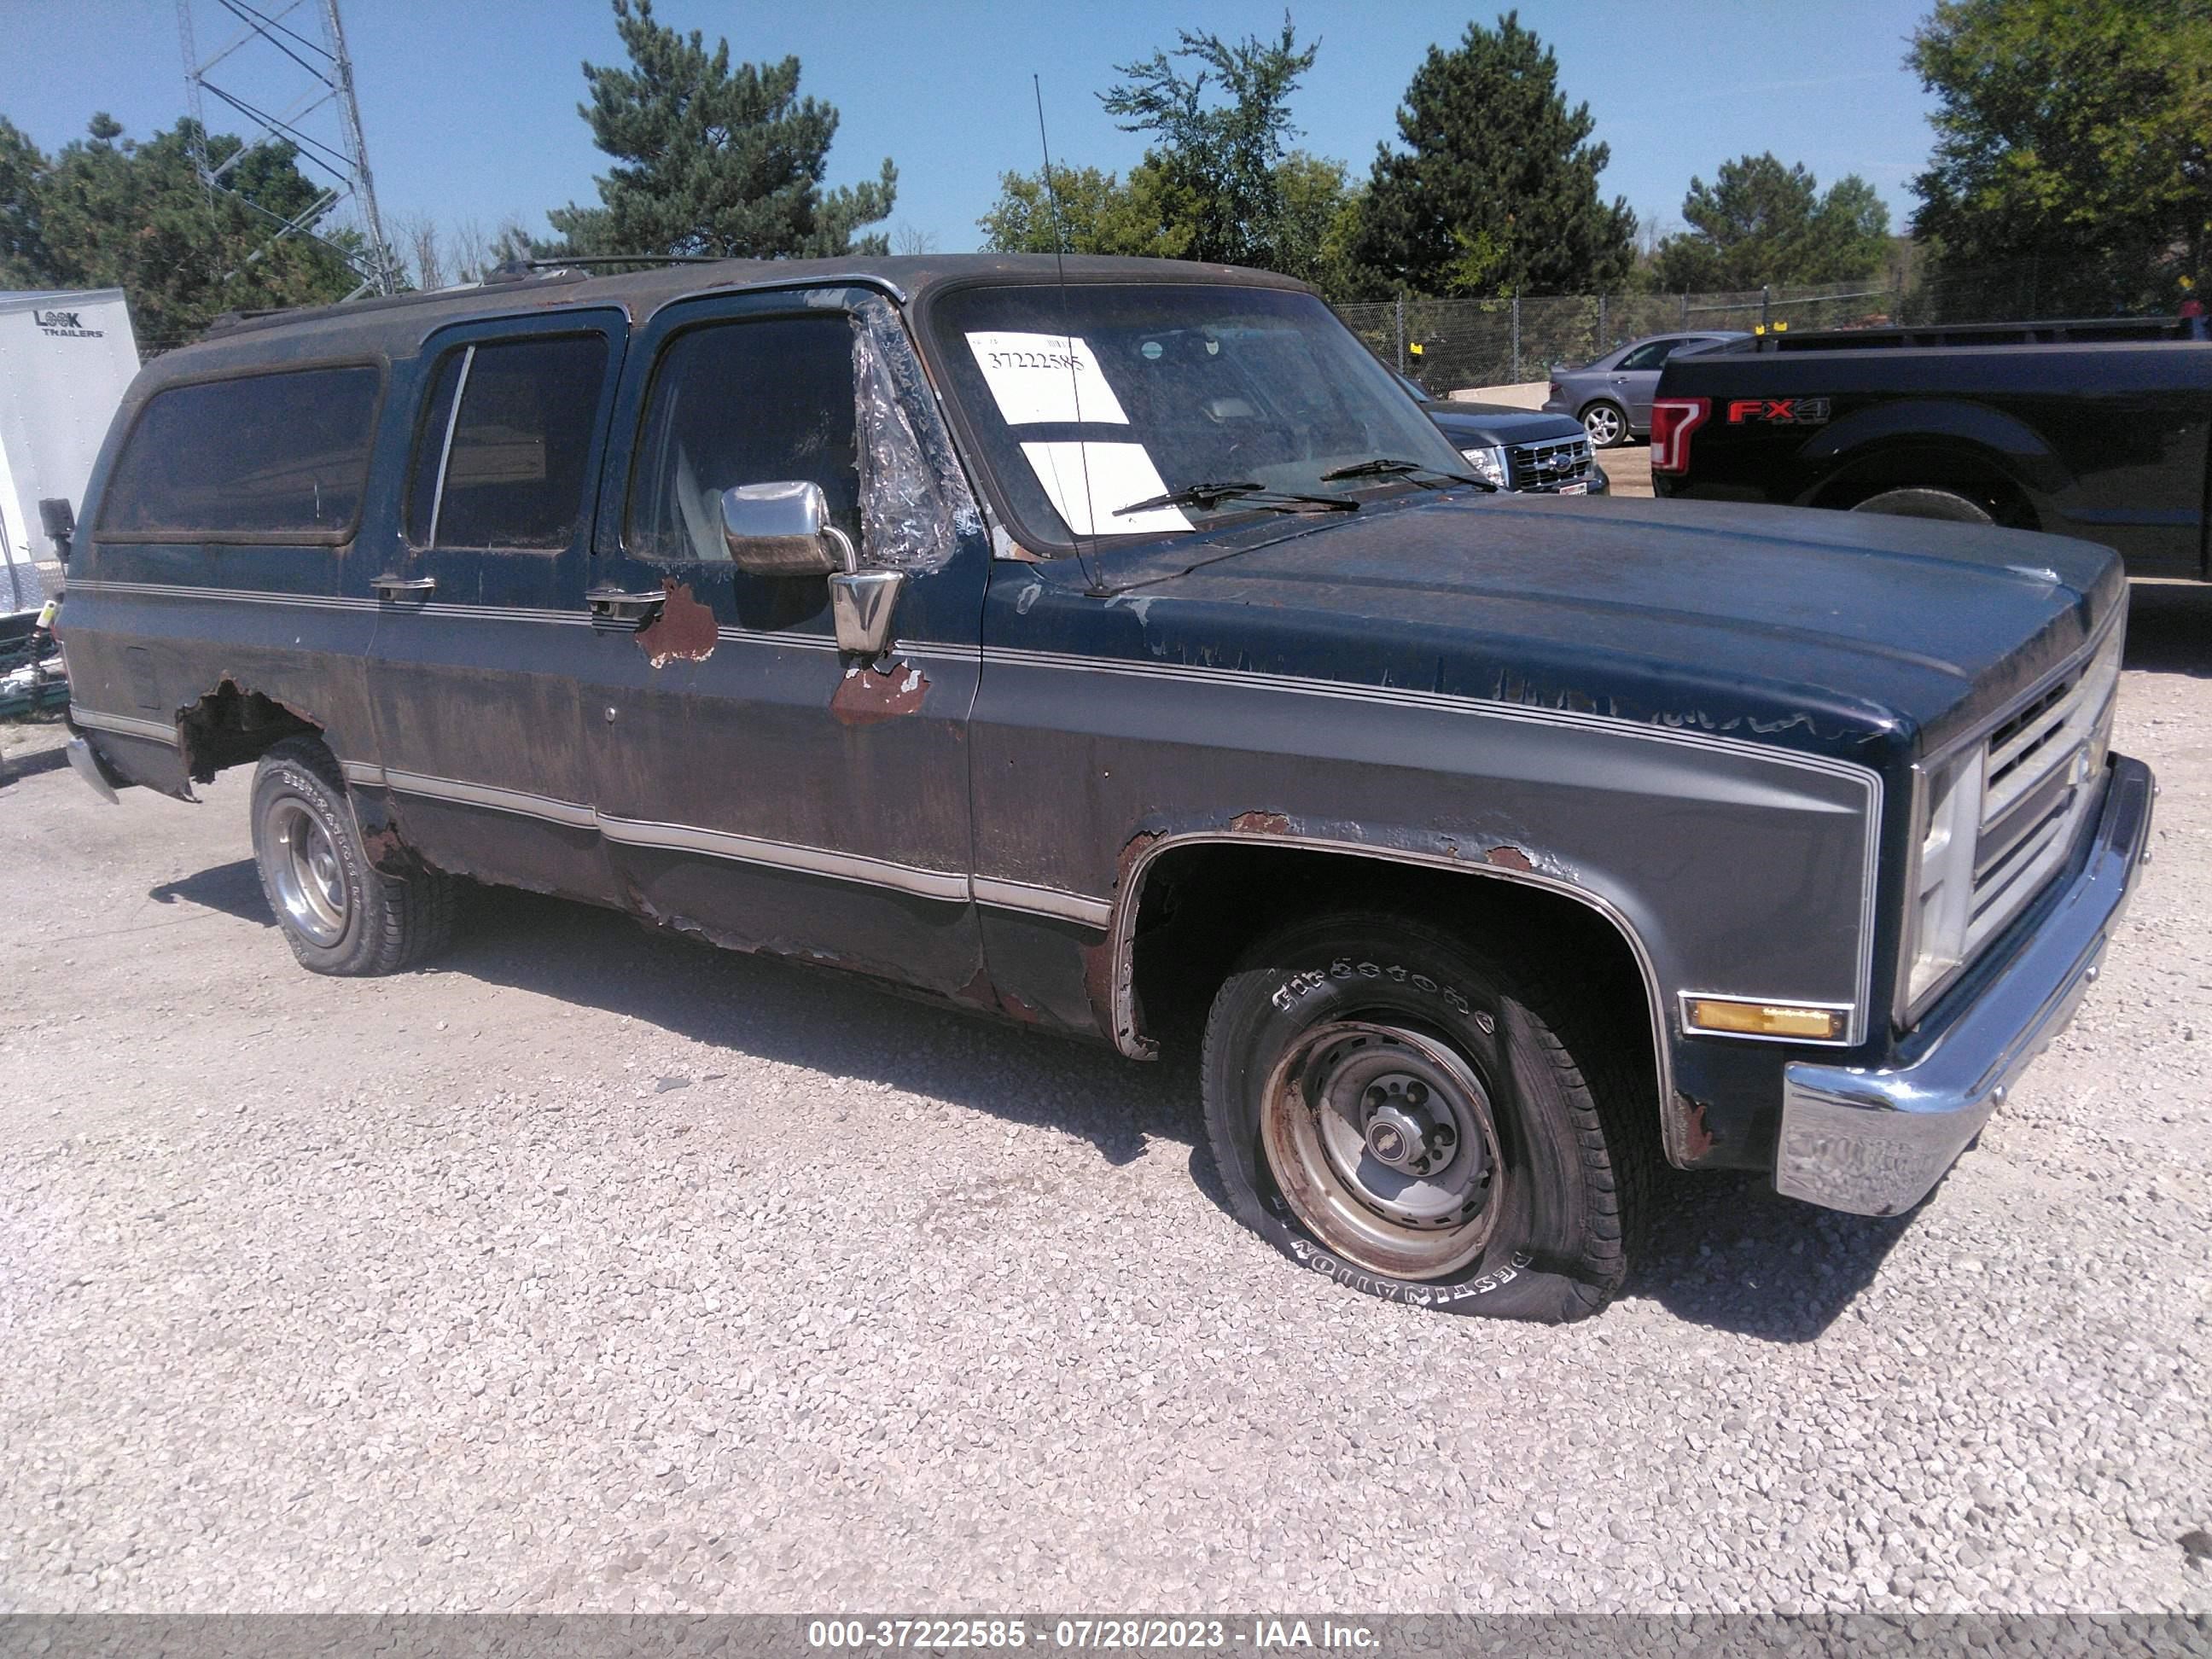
4;1;1941;263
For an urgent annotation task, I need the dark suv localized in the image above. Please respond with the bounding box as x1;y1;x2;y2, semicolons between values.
57;256;2151;1322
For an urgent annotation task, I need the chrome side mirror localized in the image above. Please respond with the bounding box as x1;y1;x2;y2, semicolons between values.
719;480;853;576
719;480;904;656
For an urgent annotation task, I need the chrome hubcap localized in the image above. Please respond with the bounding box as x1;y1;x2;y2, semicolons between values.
266;798;347;946
1261;1020;1504;1280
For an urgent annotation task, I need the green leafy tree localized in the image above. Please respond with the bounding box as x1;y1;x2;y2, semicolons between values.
1350;11;1636;297
975;161;1194;259
1098;15;1324;271
1650;153;1892;290
0;114;363;349
544;0;895;259
1910;0;2212;311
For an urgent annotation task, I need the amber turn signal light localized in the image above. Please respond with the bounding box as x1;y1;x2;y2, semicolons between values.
1685;998;1847;1040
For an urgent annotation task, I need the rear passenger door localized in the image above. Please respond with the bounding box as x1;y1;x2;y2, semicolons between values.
363;311;626;905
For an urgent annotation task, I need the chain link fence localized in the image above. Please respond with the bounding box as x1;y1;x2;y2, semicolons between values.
1336;281;1906;392
1336;256;2192;392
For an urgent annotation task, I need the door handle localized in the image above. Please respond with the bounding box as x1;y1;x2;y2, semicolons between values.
372;574;436;601
587;586;667;625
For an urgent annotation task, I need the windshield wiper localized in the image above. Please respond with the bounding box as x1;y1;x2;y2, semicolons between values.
1115;480;1359;518
1319;457;1499;492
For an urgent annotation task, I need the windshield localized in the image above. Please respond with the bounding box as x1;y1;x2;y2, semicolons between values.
929;282;1470;549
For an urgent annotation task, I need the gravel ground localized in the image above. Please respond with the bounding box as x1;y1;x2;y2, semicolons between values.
0;585;2207;1615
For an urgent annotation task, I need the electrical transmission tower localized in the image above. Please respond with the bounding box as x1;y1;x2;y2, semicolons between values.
176;0;399;298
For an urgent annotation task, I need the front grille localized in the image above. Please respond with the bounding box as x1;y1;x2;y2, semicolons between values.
1505;434;1592;488
1963;628;2123;960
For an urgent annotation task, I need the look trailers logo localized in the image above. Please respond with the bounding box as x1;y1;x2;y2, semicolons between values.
1726;397;1830;425
32;309;104;339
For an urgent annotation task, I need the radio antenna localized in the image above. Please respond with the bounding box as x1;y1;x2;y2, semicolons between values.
1033;73;1103;593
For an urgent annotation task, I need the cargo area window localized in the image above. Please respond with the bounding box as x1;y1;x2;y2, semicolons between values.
98;365;380;540
406;334;608;550
626;314;859;563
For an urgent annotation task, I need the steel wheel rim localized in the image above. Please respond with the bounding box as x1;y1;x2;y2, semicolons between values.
267;798;347;946
1260;1019;1504;1280
1584;405;1621;445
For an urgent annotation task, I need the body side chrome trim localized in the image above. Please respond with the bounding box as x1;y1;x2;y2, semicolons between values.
597;812;973;901
69;705;180;746
66;582;986;665
347;762;1047;912
381;767;600;830
65;579;376;612
970;876;1115;928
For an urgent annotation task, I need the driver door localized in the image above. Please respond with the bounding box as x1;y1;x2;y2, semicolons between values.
575;288;989;994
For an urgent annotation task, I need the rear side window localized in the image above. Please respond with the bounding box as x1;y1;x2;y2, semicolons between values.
1616;340;1679;372
99;365;381;538
406;335;609;550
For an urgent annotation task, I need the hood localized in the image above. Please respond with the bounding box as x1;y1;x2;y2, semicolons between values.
1425;404;1586;445
1075;493;2125;765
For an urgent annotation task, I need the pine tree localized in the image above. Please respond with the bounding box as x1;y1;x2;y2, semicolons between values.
545;0;895;260
0;114;362;350
1350;11;1635;297
1650;154;1890;290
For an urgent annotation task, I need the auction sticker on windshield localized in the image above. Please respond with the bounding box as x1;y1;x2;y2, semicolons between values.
965;331;1131;426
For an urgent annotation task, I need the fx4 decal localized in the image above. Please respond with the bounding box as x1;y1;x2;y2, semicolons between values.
1726;397;1831;425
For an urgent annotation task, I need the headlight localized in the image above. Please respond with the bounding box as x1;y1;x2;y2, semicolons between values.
1901;744;1985;1016
1458;445;1508;488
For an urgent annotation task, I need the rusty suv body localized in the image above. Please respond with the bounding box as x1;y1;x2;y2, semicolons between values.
57;255;2153;1320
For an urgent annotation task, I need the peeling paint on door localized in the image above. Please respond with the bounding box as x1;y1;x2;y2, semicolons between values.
634;582;717;668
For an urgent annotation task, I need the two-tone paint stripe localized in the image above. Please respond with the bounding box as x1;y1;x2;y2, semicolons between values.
65;577;1888;1033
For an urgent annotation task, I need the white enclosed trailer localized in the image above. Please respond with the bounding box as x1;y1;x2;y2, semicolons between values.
0;290;140;616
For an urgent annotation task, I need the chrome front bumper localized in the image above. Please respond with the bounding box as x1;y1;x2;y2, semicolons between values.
1776;754;2155;1217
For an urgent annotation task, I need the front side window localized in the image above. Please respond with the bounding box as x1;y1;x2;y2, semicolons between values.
406;334;608;550
100;365;381;538
626;314;859;563
928;282;1466;549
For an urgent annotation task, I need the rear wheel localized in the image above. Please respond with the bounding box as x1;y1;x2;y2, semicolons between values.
1201;911;1649;1322
250;737;453;975
1580;401;1628;448
1848;486;1994;524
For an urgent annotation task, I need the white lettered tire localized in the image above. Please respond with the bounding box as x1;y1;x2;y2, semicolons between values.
1201;911;1650;1321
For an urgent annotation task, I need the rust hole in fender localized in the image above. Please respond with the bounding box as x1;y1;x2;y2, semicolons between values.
1486;844;1535;872
635;582;716;667
830;658;928;726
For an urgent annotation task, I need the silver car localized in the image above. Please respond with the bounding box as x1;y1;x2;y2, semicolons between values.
1544;330;1749;447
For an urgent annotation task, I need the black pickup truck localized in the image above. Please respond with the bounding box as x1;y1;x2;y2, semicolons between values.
1650;317;2212;580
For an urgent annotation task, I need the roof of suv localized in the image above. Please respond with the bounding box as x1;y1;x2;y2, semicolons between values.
150;253;1312;387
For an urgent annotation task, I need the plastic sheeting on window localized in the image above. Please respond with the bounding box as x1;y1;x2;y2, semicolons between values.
851;295;981;573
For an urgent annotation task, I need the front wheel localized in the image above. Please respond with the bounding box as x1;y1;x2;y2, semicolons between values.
1201;912;1649;1321
1580;401;1628;448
